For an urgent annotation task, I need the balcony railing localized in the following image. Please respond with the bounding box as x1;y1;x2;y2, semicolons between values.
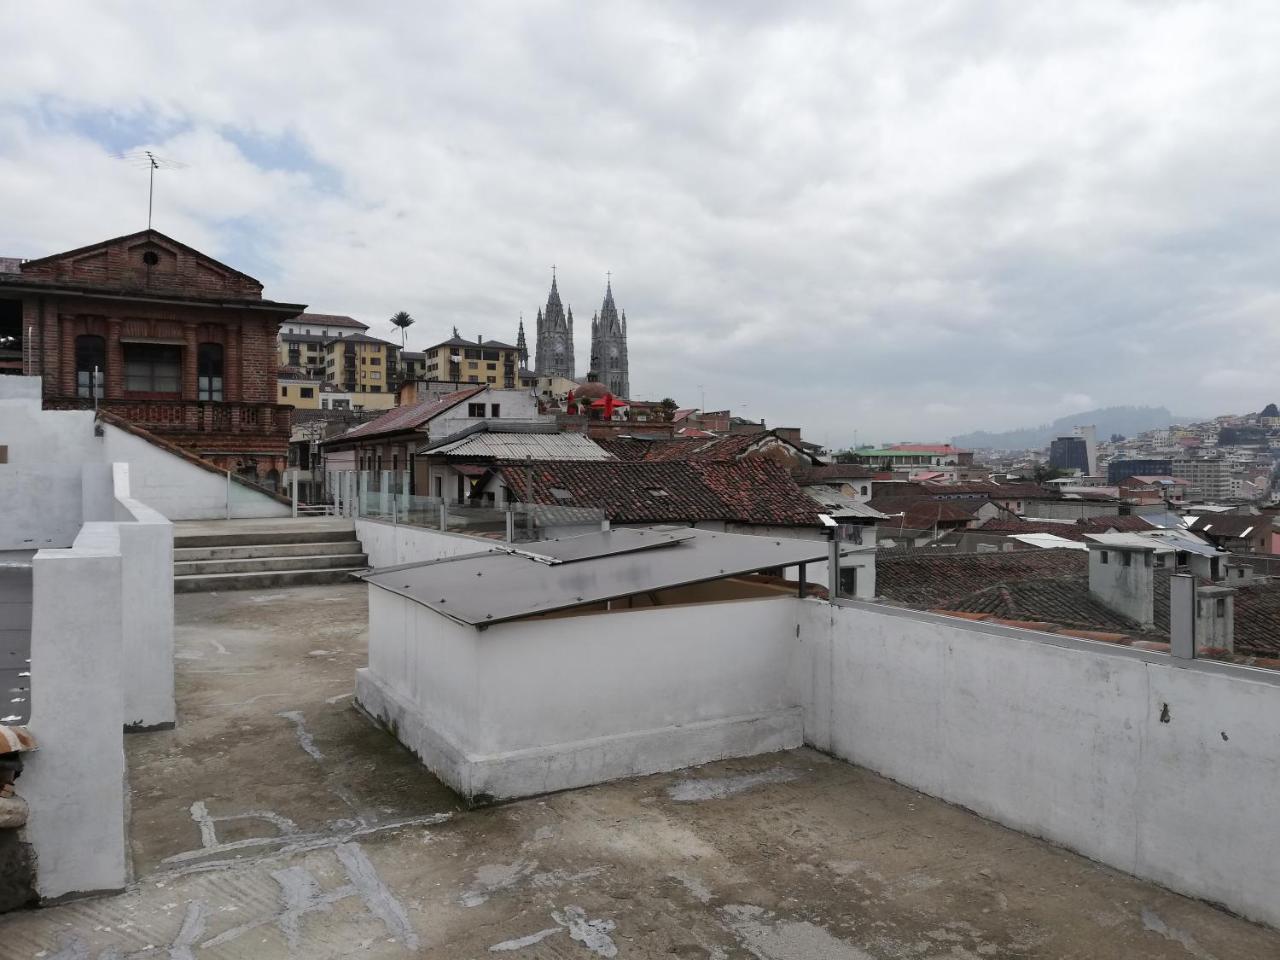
45;397;292;437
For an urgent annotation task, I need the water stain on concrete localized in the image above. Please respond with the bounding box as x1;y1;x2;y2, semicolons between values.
666;765;799;802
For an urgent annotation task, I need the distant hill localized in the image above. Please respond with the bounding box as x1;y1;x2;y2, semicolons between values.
953;406;1187;451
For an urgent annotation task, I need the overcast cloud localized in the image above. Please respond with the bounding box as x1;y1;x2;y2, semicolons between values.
3;1;1279;447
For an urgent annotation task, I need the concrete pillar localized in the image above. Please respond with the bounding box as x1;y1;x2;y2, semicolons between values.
24;529;128;899
1170;574;1195;661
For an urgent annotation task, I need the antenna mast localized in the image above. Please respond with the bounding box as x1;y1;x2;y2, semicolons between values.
116;150;188;230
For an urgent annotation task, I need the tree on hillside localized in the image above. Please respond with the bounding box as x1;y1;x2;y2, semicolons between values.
390;310;415;349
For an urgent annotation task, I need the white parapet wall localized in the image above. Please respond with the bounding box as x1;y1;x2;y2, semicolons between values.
357;589;802;802
355;517;499;568
795;599;1280;930
100;423;290;521
110;463;175;730
23;523;129;900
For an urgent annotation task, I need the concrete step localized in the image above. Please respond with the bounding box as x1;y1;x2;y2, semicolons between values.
174;553;368;576
174;540;363;562
173;528;356;549
173;566;367;593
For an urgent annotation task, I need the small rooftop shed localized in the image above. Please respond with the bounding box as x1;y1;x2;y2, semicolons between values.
356;527;831;803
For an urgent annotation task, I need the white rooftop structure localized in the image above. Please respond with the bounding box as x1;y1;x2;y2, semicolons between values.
1010;533;1088;551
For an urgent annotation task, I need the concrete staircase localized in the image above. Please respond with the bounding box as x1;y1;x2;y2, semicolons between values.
173;524;368;593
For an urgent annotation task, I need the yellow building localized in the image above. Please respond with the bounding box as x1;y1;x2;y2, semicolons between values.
278;313;370;377
400;350;428;381
279;376;323;409
324;332;401;399
424;334;520;388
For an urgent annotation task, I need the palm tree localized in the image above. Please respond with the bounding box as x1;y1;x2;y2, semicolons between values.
390;310;415;349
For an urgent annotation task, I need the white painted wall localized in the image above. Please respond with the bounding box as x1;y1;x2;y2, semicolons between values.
100;424;290;521
795;599;1280;930
23;523;129;900
429;388;546;441
355;517;497;568
0;392;97;549
0;377;286;526
111;463;175;729
357;592;801;801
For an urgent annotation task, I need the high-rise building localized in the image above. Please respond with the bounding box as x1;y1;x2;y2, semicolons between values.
1172;457;1232;502
1048;436;1089;473
589;278;629;398
1072;424;1098;476
534;273;575;379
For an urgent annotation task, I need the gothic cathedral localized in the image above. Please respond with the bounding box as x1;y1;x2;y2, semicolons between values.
531;272;631;398
589;279;629;398
533;273;575;379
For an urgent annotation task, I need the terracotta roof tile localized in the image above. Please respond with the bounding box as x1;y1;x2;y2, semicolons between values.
498;459;822;526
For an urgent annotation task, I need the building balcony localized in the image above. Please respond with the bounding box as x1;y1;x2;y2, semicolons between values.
45;396;292;438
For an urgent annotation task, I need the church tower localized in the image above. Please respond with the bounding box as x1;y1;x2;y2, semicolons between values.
516;315;529;368
589;277;630;398
534;271;575;378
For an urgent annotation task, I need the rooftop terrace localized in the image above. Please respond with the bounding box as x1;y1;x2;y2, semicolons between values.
2;583;1276;958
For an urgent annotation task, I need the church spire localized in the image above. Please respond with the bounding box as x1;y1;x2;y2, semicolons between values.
535;270;574;379
516;314;528;367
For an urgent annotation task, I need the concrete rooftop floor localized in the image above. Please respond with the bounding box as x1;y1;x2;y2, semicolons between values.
2;584;1279;959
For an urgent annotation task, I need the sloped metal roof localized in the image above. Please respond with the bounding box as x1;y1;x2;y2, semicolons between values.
424;430;614;461
362;527;829;626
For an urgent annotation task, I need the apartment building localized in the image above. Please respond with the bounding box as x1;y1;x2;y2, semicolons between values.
422;334;519;388
1172;457;1232;501
323;332;400;397
277;313;369;377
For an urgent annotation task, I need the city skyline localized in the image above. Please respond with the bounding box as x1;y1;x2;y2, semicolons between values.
4;3;1280;446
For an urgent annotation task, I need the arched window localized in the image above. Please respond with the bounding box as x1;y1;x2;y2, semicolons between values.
197;343;224;401
75;335;105;399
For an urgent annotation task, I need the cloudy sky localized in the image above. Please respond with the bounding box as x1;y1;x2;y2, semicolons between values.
3;2;1279;447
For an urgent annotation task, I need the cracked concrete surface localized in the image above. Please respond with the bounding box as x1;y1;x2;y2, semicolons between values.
1;583;1278;958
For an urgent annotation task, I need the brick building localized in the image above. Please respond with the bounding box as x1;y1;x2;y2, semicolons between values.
0;229;305;486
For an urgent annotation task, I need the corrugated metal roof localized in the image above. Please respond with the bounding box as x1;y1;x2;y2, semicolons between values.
424;431;615;461
1084;533;1170;552
327;387;485;444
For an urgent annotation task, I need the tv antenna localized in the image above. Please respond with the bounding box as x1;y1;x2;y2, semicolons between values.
116;150;188;230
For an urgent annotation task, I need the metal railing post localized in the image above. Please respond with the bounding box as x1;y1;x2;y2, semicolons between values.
225;469;232;519
291;471;298;518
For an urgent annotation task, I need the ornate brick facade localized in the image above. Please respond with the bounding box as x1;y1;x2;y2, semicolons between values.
0;229;305;486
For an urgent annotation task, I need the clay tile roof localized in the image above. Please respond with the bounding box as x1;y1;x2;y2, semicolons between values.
941;577;1142;633
297;312;368;329
797;464;876;482
1187;515;1267;538
975;515;1156;541
881;549;1280;658
324;331;399;347
877;550;1088;608
327;386;485;443
498;459;822;526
